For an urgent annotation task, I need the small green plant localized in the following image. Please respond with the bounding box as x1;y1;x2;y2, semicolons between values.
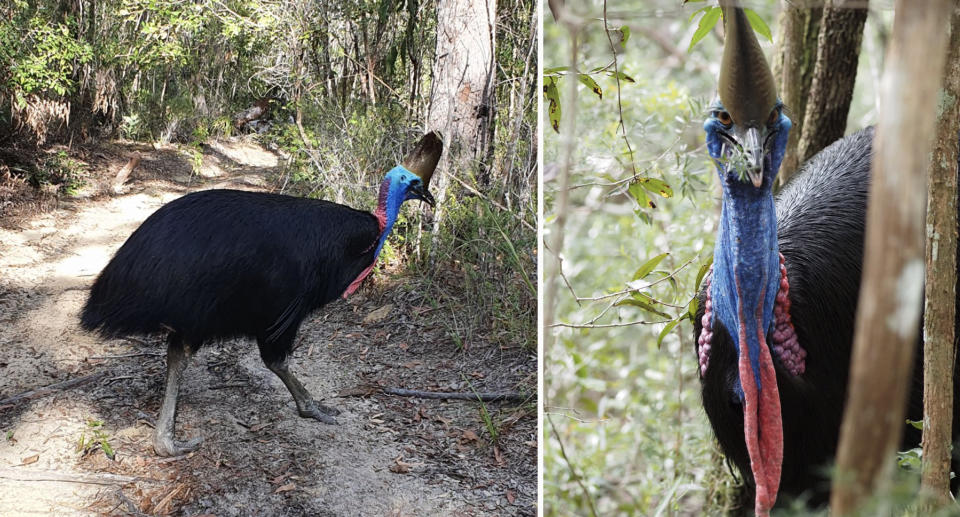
184;146;203;175
5;430;13;441
76;419;115;460
32;150;85;195
464;374;499;442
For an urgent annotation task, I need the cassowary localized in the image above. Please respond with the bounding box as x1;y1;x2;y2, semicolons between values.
691;6;958;515
80;132;442;457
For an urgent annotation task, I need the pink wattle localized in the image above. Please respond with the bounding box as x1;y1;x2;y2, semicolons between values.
697;254;805;377
341;181;389;298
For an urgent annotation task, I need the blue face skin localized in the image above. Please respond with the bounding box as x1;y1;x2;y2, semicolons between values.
374;165;433;259
704;101;792;397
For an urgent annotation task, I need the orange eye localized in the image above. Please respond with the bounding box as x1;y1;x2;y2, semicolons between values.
717;111;732;125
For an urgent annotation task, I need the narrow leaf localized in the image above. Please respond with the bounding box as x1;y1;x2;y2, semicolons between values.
619;25;631;47
688;7;721;52
543;80;562;133
744;9;772;42
639;177;674;198
616;296;671;319
633;252;669;280
694;256;714;292
657;319;681;348
578;74;603;99
687;297;699;321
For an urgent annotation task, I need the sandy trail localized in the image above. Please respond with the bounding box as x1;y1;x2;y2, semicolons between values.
0;139;536;516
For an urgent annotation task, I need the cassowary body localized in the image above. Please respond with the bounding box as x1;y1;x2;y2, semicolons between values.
691;6;958;515
81;132;441;456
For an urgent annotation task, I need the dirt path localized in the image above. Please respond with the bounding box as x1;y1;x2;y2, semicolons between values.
0;139;536;516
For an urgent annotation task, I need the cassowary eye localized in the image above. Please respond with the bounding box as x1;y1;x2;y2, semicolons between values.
716;111;732;126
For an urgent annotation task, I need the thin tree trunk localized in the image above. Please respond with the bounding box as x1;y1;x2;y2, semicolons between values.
796;0;868;165
831;1;954;514
426;0;497;229
771;1;821;187
920;2;960;505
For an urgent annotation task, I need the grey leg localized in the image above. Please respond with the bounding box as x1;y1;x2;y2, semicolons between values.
266;359;340;424
153;334;203;456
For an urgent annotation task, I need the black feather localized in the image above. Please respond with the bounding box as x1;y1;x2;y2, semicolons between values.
80;189;379;349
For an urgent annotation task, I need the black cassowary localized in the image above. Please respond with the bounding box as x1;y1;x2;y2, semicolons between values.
691;6;959;515
80;132;442;457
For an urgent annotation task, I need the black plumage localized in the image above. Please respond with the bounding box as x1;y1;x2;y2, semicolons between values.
81;190;379;350
694;127;960;508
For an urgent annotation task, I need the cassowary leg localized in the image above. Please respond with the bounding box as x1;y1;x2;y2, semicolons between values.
258;333;340;424
265;359;340;424
153;333;203;457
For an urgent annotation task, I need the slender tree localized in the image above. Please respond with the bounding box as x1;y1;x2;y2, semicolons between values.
795;0;868;166
427;0;497;224
771;1;821;185
831;1;954;513
921;1;960;505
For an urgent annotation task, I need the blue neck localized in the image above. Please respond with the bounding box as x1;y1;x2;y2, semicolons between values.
711;185;781;390
372;166;411;260
708;117;791;393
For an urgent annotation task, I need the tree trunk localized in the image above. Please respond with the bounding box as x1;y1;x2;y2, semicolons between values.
920;2;960;505
426;0;497;226
796;0;868;166
771;1;821;187
830;1;954;514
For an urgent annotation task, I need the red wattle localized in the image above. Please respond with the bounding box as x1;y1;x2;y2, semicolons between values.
341;187;389;298
737;287;783;517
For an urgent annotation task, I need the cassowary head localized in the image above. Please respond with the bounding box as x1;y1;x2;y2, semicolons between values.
388;130;443;207
372;131;443;260
702;4;792;515
704;6;791;189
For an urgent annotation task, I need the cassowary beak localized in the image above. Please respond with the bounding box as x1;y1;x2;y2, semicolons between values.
740;126;764;187
410;182;436;207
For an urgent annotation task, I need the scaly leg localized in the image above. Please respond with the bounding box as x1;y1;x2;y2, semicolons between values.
266;359;340;424
153;334;203;456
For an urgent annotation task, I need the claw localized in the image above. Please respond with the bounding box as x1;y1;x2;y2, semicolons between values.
153;435;203;457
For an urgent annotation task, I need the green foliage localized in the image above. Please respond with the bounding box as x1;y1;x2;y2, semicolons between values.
30;150;86;195
410;189;536;350
76;419;114;460
542;66;636;134
687;6;772;52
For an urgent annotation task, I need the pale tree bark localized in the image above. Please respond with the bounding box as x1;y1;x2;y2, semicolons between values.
831;1;955;514
921;2;960;506
771;1;821;187
795;0;868;166
427;0;497;227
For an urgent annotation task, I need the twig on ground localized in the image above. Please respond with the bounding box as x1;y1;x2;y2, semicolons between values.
89;352;162;360
0;372;107;406
0;468;163;486
382;388;527;403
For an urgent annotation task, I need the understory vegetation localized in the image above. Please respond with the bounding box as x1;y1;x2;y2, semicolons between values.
0;0;536;351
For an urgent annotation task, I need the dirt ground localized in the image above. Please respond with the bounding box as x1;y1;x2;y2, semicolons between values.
0;139;537;516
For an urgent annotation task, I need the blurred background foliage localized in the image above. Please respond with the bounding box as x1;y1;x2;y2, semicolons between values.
542;0;892;514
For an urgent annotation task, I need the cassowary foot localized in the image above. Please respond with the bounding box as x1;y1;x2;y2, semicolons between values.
298;400;339;424
153;434;203;457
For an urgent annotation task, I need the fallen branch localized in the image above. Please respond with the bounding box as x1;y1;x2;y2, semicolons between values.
112;152;141;192
89;351;162;360
382;388;527;403
0;372;106;406
0;468;163;486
